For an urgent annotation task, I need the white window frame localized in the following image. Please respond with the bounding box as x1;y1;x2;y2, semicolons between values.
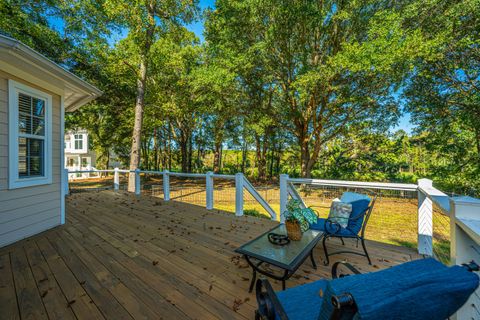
8;80;53;189
74;134;84;150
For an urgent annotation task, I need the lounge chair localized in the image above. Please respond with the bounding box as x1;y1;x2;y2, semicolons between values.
255;258;479;320
309;191;376;265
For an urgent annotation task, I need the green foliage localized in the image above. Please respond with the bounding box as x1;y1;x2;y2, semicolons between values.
284;200;318;232
243;209;269;220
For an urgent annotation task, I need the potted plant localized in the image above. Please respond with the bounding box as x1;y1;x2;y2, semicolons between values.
283;199;318;240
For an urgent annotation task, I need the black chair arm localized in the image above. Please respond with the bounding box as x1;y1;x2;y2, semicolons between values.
331;261;362;279
255;279;289;320
461;260;480;272
323;218;342;235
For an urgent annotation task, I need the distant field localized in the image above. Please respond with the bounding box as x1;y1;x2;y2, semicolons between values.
69;176;450;262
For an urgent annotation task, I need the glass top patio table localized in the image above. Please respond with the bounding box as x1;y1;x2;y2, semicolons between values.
235;224;324;271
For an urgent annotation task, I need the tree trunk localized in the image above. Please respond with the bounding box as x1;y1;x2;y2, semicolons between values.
255;134;268;181
213;140;222;173
241;139;247;173
299;132;312;178
127;3;155;191
168;121;172;171
128;59;147;191
153;127;159;171
188;133;193;172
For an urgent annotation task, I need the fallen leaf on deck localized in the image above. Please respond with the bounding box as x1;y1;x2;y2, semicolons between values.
232;298;243;312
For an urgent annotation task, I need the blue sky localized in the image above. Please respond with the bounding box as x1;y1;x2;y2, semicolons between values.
185;0;216;43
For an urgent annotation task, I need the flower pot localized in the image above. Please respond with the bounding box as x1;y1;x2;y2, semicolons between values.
285;220;302;241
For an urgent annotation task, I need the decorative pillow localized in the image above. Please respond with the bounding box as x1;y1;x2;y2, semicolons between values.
327;199;352;228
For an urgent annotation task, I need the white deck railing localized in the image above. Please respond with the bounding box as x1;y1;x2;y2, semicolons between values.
64;168;277;220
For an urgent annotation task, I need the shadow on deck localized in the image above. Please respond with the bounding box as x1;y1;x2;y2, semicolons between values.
0;190;422;319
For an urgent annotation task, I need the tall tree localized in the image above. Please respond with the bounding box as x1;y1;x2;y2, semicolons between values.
207;0;439;177
104;0;198;190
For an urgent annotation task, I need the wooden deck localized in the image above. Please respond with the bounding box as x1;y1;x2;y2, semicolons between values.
0;191;422;320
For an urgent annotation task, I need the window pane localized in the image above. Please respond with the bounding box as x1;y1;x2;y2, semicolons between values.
29;156;44;176
74;138;83;150
33;98;45;116
18;157;27;177
19;113;31;134
18;138;44;178
18;93;31;114
32;117;45;136
28;139;44;157
18;137;27;157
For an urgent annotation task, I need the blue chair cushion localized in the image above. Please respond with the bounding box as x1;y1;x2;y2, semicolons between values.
318;258;480;320
346;199;370;235
340;192;370;203
276;279;328;320
309;218;357;237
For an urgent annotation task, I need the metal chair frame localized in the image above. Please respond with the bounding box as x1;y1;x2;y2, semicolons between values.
321;193;377;266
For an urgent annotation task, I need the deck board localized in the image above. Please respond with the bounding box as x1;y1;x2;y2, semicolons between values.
0;190;422;320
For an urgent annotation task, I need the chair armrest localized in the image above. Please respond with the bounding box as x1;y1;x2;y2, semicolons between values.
323;218;342;234
462;260;480;272
255;279;289;320
332;261;362;279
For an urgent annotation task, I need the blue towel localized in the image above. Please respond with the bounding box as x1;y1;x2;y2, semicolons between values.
276;279;328;320
318;258;479;320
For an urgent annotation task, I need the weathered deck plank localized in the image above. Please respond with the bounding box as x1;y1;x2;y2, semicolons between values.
0;190;422;319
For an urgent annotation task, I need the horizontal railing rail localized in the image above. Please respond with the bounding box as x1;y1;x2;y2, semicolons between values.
286;177;418;191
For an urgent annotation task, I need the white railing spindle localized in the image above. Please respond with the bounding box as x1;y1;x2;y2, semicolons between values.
279;174;289;223
235;172;244;216
114;167;119;191
206;171;214;210
163;170;170;201
135;168;141;196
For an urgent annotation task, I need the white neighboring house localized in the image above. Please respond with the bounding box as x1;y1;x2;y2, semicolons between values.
0;35;101;247
64;129;98;179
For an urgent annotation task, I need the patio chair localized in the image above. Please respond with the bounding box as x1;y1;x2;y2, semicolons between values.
255;258;480;320
309;191;376;265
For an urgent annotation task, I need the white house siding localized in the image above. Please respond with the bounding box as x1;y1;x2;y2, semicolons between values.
0;69;62;247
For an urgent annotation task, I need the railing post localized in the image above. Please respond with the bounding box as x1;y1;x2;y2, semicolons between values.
280;174;289;223
206;171;214;210
114;167;119;192
235;173;244;216
163;170;170;201
418;178;433;256
135;169;141;196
